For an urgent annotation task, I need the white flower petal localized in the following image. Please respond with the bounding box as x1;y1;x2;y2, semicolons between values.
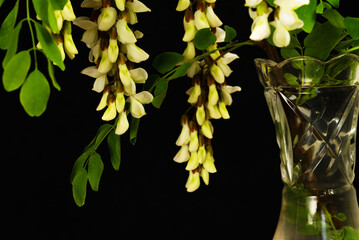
129;97;146;118
194;10;210;30
126;0;151;13
176;0;190;11
206;6;223;28
174;145;190;163
126;43;149;63
93;74;107;93
115;111;129;135
116;19;137;44
134;91;153;104
81;66;103;78
130;68;148;83
98;7;117;31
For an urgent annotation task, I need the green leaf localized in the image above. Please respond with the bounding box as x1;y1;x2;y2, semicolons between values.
70;151;91;183
224;25;237;42
32;0;58;33
84;124;114;153
168;63;191;80
295;0;317;33
326;0;340;8
152;78;169;109
322;9;345;29
2;21;23;68
152;52;184;74
107;130;121;171
130;117;140;145
304;21;344;60
3;51;31;92
284;73;300;86
194;28;217;51
88;152;104;192
19;70;50;117
0;0;19;50
72;167;87;207
344;17;359;40
47;59;61;91
0;0;5;8
34;21;65;70
316;1;324;14
50;0;68;10
280;47;300;60
343;226;359;240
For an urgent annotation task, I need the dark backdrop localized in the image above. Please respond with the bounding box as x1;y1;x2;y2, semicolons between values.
1;1;358;239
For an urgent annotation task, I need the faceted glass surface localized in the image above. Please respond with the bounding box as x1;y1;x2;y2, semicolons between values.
255;54;359;239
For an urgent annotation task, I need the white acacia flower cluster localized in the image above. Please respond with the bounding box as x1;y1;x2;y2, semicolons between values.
38;0;78;61
75;0;153;135
175;0;241;192
246;0;309;47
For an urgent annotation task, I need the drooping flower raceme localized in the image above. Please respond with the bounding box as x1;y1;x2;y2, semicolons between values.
245;0;309;47
38;0;78;62
76;0;152;136
174;0;241;192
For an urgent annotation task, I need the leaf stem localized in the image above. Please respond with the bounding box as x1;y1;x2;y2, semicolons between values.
26;0;38;69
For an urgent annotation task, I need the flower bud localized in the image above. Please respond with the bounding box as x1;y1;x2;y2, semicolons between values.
98;48;113;73
196;104;206;126
201;120;214;139
115;0;126;11
187;83;201;104
176;0;190;11
63;21;78;60
203;152;217;173
176;118;190;146
119;61;133;86
201;168;209;185
207;103;221;119
115;91;126;113
186;170;200;192
62;0;76;21
174;145;191;163
183;41;196;61
102;96;117;121
182;19;197;42
208;82;219;106
218;101;230;119
108;38;119;63
186;151;199;171
197;145;206;164
54;11;63;31
210;64;225;84
194;10;210;30
188;121;199;152
98;6;117;31
96;88;110;111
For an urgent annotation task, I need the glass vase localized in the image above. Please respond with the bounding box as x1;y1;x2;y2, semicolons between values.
255;54;359;240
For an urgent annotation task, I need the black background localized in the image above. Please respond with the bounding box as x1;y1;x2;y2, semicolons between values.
1;1;358;239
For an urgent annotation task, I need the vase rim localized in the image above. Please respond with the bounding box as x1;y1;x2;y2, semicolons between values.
254;53;359;69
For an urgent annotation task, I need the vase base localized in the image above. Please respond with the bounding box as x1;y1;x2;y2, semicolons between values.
273;185;359;240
